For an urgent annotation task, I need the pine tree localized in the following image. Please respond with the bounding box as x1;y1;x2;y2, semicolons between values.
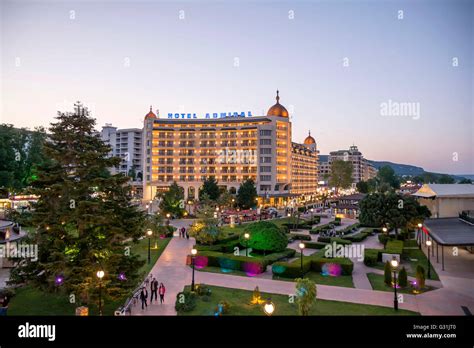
11;103;146;311
237;178;257;209
416;265;425;289
384;261;392;286
398;266;408;287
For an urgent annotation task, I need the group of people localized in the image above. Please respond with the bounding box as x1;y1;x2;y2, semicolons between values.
179;226;189;239
139;276;166;310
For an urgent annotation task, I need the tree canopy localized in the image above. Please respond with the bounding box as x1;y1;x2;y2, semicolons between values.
237;178;257;209
242;221;288;253
199;176;220;201
329;160;353;192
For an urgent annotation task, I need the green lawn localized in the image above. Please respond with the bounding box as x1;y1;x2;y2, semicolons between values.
367;273;436;294
178;285;419;316
273;272;354;288
7;237;171;316
402;248;439;281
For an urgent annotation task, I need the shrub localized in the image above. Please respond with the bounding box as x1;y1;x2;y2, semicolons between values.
329;237;352;245
378;234;390;246
318;236;331;243
190;222;222;245
334;217;341;222
262;248;296;264
197;251;268;274
243;221;288;252
218;300;230;314
310;257;354;275
175;291;197;312
384;261;392;285
272;258;312;278
195;284;212;297
363;249;379;266
304;242;328;249
289;233;312;241
343;232;369;242
416;265;425;289
398;267;408;287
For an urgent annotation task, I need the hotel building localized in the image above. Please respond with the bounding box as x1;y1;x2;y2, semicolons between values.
142;92;319;207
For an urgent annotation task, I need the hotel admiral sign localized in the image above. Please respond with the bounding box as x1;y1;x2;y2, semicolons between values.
167;111;253;119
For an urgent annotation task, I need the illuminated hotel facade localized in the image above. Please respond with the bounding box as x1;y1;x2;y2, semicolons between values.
142;92;318;207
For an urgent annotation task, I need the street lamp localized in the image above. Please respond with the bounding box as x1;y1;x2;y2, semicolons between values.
191;248;197;291
96;270;105;316
310;208;314;222
299;242;305;275
417;223;422;249
244;233;250;257
390;257;399;311
382;227;388;235
166;213;170;225
146;229;153;264
426;240;432;279
263;298;275;316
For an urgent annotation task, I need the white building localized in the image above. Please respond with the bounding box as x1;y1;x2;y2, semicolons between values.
100;124;143;179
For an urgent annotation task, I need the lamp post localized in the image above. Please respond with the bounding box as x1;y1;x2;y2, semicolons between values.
149;200;153;214
191;248;197;291
426;240;432;279
146;229;153;264
390;257;399;311
166;213;170;225
382;227;388;235
299;242;305;275
417;223;422;250
96;270;105;316
244;233;250;257
310;208;314;222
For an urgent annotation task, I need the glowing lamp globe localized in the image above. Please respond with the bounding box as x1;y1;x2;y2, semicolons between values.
244;233;250;240
426;240;432;247
191;248;197;256
96;270;105;279
146;229;153;236
418;223;422;228
390;258;399;269
299;242;305;250
263;300;275;316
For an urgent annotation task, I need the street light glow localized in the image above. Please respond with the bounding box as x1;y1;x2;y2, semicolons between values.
263;299;275;316
244;233;250;239
96;270;105;279
390;258;399;269
191;248;197;256
426;240;432;247
146;229;153;236
418;223;422;228
299;242;305;250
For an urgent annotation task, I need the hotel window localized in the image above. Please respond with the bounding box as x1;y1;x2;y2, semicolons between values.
260;175;271;182
260;157;271;163
259;130;272;136
260;185;271;191
260;166;271;172
260;139;271;145
260;148;271;154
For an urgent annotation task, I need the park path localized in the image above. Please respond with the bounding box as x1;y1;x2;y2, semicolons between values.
131;219;194;316
132;219;474;316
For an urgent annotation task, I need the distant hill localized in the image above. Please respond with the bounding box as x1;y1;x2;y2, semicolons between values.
368;161;425;176
318;156;472;181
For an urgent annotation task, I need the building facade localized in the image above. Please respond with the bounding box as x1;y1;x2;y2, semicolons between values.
142;92;318;207
291;132;318;200
101;124;143;179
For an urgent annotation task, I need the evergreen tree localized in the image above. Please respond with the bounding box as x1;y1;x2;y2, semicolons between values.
158;181;185;217
237;179;257;209
384;261;392;286
10;103;146;312
295;278;317;316
416;265;425;289
199;176;220;201
398;267;408;287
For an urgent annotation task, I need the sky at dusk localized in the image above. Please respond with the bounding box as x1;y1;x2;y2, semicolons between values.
1;0;473;174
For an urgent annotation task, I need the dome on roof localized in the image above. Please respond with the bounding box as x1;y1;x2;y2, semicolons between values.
266;90;289;117
304;131;316;145
145;106;157;119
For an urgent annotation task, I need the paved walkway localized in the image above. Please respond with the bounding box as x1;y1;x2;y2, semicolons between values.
131;219;474;316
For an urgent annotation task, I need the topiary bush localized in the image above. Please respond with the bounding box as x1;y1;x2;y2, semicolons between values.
175;291;197;312
384;261;392;286
363;249;379;266
310;257;353;275
242;221;288;253
272;258;312;278
398;267;408;287
416;265;425;289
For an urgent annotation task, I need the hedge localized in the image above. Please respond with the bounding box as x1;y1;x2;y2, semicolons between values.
304;242;329;249
289;233;312;241
196;251;268;275
195;239;241;253
262;248;296;264
385;240;404;255
363;248;380;266
310;257;353;275
343;232;369;242
318;236;351;245
272;257;312;278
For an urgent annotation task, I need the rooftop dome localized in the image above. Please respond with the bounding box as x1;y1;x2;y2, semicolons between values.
266;90;289;117
145;105;157;119
304;131;316;145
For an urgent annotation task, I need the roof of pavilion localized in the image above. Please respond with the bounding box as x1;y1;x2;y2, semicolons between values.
424;218;474;246
413;184;474;198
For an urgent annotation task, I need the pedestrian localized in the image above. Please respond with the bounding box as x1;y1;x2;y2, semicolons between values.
181;226;185;238
150;277;158;303
158;283;166;304
185;228;189;239
140;287;148;310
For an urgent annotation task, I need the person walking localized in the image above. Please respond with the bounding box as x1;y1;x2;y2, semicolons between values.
140;287;148;310
158;283;166;304
180;226;185;238
150;277;158;304
185;228;189;240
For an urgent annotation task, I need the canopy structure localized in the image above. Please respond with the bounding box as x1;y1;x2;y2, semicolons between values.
413;184;474;198
418;218;474;271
